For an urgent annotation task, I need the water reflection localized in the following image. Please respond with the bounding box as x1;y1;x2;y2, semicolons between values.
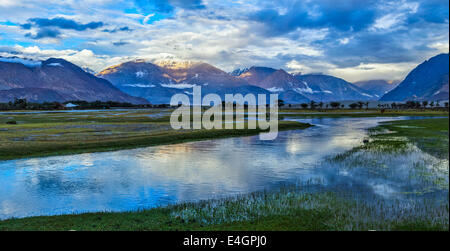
0;116;447;219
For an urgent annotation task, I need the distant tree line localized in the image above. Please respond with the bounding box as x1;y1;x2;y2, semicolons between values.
295;100;449;110
0;98;153;111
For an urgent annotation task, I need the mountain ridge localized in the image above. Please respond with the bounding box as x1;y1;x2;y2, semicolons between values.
0;57;148;104
381;53;449;101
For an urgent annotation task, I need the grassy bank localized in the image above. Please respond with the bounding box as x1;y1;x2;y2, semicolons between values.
333;118;449;160
0;188;447;231
1;117;448;231
0;120;310;161
0;188;449;231
0;109;311;160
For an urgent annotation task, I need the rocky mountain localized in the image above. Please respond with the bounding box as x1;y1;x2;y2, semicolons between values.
97;61;271;104
229;68;249;76
233;67;309;103
292;74;376;102
0;57;148;104
381;53;449;101
353;80;399;99
232;66;374;103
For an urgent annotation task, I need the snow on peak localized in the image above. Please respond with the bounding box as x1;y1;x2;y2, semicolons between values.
48;63;63;67
155;59;196;69
123;84;155;88
161;83;197;89
294;81;315;94
135;71;147;78
267;87;284;92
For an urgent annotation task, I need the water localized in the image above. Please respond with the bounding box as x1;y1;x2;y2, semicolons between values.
0;116;447;219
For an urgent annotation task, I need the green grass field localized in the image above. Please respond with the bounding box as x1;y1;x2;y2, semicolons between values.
0;109;311;160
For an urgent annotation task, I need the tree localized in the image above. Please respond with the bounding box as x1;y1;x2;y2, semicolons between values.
430;101;435;108
301;103;308;109
309;100;316;109
422;101;428;108
277;99;285;107
357;101;364;109
330;102;340;109
349;103;359;109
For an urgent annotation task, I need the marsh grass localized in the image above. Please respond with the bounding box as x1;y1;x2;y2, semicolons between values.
0;186;447;231
0;109;311;160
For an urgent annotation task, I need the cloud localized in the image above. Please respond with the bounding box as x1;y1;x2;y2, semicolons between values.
0;0;448;82
103;26;132;33
25;28;61;39
249;0;378;36
22;17;104;31
113;41;129;46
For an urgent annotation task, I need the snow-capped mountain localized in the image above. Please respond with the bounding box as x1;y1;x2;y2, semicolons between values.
232;66;374;103
97;60;270;104
293;74;376;102
381;53;449;101
0;57;148;104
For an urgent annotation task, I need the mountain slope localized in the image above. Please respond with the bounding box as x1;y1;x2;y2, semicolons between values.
381;53;449;101
232;66;374;102
293;74;376;102
0;57;148;104
98;61;271;104
234;67;310;103
353;80;399;99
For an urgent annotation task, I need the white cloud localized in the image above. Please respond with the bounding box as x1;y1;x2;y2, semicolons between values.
328;62;418;82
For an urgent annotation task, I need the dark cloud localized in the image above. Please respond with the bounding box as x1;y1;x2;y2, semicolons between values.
20;23;32;30
113;41;129;46
22;17;104;31
250;0;378;36
103;26;133;33
25;28;61;39
134;0;205;14
246;0;448;67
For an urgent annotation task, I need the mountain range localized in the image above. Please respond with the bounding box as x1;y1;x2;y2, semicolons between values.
0;53;448;104
97;61;271;104
0;57;148;104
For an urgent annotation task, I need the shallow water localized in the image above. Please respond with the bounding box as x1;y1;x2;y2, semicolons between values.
0;116;447;219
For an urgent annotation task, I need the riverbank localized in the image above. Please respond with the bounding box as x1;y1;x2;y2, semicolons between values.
1;117;447;231
0;109;312;160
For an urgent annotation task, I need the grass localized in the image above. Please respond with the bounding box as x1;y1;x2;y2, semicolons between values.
0;188;447;231
373;118;449;159
0;109;311;160
332;118;449;160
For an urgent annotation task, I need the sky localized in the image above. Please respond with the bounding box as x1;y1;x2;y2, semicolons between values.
0;0;448;82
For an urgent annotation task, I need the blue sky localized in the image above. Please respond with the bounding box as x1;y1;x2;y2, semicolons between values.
0;0;448;81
